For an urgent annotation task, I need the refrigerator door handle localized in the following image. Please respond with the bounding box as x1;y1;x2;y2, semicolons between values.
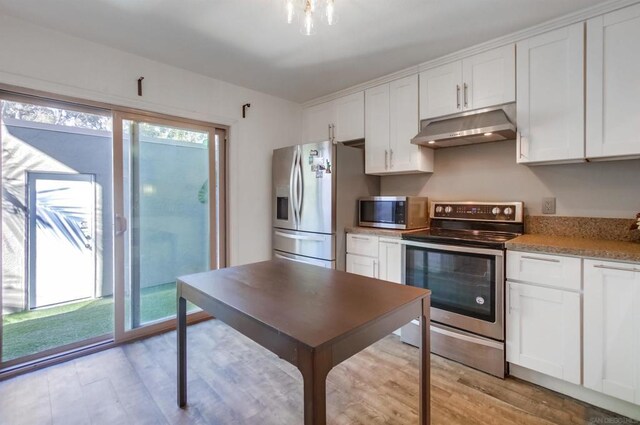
296;147;303;222
290;147;299;226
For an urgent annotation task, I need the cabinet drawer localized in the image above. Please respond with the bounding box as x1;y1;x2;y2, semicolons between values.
346;234;379;257
507;251;581;291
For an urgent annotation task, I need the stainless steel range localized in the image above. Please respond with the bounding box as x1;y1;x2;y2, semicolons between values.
400;201;524;378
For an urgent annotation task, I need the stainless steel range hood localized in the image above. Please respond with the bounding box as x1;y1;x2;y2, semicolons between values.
412;103;516;149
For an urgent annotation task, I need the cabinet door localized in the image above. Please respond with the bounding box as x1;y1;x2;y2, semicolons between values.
586;3;640;159
365;84;390;174
419;61;463;120
346;253;377;278
334;92;365;142
506;282;581;384
584;259;640;405
303;101;335;143
462;44;515;111
516;23;584;164
389;75;422;173
378;238;402;283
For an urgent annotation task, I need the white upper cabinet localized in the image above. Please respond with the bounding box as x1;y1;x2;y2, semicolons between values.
586;3;640;160
584;259;640;405
334;91;365;142
419;61;463;119
303;92;365;144
462;45;515;111
365;84;391;174
302;100;335;143
366;75;433;175
419;44;515;120
516;23;585;164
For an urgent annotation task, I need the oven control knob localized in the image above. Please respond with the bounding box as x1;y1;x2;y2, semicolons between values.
492;207;501;215
504;207;513;215
435;206;443;214
444;206;453;214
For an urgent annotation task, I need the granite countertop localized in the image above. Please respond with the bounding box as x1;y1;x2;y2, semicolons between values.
506;234;640;263
345;226;428;238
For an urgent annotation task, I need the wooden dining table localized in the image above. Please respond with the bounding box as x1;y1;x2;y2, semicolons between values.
176;259;431;424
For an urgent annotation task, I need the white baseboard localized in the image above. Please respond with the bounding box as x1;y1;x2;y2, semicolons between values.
509;364;640;421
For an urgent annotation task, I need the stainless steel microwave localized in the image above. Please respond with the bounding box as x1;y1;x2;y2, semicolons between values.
358;196;428;230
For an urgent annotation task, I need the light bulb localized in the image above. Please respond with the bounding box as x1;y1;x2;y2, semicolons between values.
325;0;337;25
300;0;316;35
285;0;295;24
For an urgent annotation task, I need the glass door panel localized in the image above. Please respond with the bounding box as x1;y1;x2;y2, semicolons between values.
121;118;216;329
405;246;496;322
1;98;113;365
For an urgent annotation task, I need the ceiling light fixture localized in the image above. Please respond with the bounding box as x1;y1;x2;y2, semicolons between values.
484;132;493;136
428;140;436;145
286;0;337;36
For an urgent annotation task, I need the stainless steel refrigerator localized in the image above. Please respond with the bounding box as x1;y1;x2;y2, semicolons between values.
272;140;379;270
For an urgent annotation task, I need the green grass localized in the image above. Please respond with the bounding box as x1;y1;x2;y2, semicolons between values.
2;282;186;362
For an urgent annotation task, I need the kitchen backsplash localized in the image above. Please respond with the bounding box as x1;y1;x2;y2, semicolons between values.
380;140;640;218
525;216;640;242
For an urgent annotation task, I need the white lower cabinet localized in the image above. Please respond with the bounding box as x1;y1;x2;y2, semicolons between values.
346;253;377;278
506;281;581;384
345;234;402;283
378;238;402;283
584;259;640;405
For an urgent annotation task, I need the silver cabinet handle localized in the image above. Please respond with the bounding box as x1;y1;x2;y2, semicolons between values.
373;260;378;277
332;124;336;142
384;150;388;169
522;255;560;263
389;149;394;169
350;235;372;241
463;83;469;108
593;264;640;273
517;132;527;160
328;124;332;141
456;85;461;109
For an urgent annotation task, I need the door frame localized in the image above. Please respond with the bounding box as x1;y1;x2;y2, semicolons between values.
0;86;229;375
112;111;228;343
26;171;97;310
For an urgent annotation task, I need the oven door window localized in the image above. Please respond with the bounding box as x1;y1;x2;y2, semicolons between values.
406;246;496;322
360;201;396;224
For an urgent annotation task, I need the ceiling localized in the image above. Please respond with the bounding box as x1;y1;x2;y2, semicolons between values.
0;0;609;103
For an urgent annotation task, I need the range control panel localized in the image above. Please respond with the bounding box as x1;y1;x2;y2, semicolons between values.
431;202;523;222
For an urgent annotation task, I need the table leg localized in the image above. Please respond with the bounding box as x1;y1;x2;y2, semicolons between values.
419;296;431;425
177;295;187;408
297;346;331;425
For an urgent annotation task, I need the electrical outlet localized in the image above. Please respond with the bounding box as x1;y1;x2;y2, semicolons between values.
542;197;556;215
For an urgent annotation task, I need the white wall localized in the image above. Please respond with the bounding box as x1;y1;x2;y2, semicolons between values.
0;14;302;266
381;141;640;218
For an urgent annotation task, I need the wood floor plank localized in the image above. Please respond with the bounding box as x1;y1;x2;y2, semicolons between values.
0;319;636;425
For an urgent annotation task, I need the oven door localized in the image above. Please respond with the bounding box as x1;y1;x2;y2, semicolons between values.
403;241;504;340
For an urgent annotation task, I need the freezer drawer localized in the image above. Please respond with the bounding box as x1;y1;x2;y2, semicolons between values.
273;228;335;261
273;250;335;268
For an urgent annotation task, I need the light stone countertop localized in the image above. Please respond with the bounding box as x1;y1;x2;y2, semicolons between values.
506;234;640;263
345;226;428;238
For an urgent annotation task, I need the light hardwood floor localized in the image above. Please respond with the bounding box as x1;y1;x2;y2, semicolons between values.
0;319;634;425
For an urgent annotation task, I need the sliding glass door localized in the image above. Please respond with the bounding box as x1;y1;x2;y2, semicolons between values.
0;91;227;372
114;113;226;335
1;95;114;366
